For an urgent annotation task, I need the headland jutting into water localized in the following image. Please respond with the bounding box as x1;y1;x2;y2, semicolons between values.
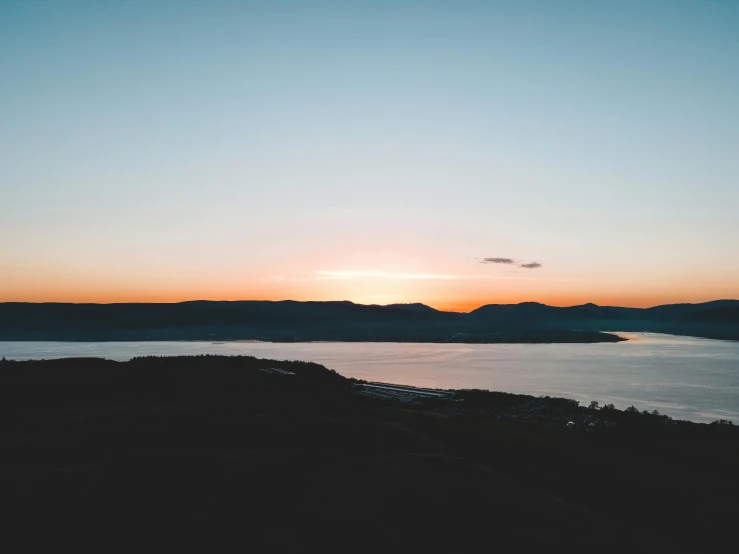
2;354;737;552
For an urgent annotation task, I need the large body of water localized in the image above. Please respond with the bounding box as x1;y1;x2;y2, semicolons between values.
2;332;738;423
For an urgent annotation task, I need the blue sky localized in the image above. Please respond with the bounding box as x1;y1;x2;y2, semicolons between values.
2;0;738;309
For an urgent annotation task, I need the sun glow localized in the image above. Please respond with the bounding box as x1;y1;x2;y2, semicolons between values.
314;270;483;281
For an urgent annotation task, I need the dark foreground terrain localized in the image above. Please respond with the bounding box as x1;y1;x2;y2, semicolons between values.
2;356;738;552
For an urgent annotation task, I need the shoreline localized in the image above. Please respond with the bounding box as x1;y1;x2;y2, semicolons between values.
3;354;738;551
0;332;627;344
0;353;732;426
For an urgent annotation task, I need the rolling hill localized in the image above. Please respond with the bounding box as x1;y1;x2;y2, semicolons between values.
1;299;738;342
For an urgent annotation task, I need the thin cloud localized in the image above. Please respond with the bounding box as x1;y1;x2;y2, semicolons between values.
480;257;515;264
479;257;542;269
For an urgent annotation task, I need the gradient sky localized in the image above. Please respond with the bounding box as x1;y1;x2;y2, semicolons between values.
2;0;738;311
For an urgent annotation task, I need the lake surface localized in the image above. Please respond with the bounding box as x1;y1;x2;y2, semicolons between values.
2;332;738;423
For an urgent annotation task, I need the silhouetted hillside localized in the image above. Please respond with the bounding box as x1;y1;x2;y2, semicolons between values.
1;355;737;552
469;299;739;340
1;299;738;342
0;300;613;342
384;302;439;312
683;306;739;323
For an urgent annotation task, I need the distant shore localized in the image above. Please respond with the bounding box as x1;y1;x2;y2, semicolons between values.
3;299;737;343
0;331;627;344
208;332;627;344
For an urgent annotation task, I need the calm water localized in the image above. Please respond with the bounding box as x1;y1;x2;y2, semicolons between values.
2;333;738;423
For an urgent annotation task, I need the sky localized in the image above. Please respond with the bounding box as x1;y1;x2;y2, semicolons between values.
1;0;738;311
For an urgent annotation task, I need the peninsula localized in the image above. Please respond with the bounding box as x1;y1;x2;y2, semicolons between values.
2;355;736;552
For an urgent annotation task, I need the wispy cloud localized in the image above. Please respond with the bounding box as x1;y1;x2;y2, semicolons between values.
480;257;515;265
479;257;543;269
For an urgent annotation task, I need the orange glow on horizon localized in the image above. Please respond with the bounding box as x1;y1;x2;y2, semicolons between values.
3;263;737;311
2;290;736;311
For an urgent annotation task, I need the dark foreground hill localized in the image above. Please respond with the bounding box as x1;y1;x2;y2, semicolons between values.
2;298;738;342
1;355;738;552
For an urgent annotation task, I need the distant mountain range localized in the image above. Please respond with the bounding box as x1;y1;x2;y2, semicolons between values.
1;299;738;342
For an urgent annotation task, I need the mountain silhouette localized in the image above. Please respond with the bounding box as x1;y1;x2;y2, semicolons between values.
1;299;738;342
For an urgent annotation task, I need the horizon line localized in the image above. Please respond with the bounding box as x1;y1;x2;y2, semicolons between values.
2;297;737;313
